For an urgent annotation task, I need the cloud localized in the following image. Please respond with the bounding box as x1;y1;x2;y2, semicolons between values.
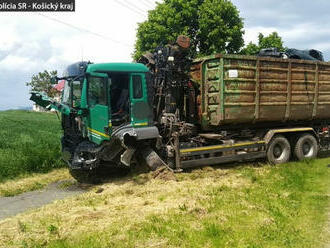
0;1;151;110
233;0;330;28
0;69;31;110
244;26;278;44
232;0;330;60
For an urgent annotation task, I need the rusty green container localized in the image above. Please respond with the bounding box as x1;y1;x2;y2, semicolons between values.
190;54;330;130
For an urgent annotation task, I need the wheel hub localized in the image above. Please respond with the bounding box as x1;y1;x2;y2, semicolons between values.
273;144;283;158
302;142;311;155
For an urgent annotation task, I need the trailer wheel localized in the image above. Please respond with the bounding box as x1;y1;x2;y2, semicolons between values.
267;135;291;164
294;134;318;160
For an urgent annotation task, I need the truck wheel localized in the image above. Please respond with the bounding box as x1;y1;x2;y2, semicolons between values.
267;135;291;164
294;134;318;160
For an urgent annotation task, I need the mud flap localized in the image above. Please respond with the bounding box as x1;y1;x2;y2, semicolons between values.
140;147;167;171
120;148;136;166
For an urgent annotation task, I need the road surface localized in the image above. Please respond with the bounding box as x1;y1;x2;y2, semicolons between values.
0;180;86;220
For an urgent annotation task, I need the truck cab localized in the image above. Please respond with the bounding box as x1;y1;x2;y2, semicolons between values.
31;62;160;181
57;62;154;143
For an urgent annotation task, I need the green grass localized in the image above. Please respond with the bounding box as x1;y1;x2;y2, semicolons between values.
0;110;329;247
2;158;328;248
0;110;64;182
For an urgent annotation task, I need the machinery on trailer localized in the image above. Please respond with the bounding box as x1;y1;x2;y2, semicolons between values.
31;36;330;183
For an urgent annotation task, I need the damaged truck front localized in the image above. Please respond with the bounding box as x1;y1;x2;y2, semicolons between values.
31;61;165;183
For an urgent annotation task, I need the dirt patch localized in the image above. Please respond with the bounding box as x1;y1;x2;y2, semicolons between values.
0;180;87;220
152;166;177;181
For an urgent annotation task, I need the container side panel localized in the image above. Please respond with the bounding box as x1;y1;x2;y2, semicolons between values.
258;60;288;121
222;57;256;124
203;59;222;126
317;64;330;119
193;54;330;129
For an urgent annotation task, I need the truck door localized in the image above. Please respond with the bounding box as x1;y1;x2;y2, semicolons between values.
87;72;111;144
130;73;150;127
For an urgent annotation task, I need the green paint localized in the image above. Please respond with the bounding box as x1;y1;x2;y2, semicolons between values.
86;72;111;144
129;73;152;127
86;63;149;74
80;78;88;109
219;58;225;121
30;92;71;115
201;61;208;129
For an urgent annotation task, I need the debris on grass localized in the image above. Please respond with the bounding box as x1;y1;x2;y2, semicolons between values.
152;166;177;181
95;188;104;194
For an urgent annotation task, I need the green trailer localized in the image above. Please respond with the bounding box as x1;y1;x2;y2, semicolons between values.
191;54;330;129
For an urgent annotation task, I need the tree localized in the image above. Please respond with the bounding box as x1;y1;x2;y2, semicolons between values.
198;0;244;55
26;70;58;98
241;32;285;55
133;0;244;60
241;42;260;56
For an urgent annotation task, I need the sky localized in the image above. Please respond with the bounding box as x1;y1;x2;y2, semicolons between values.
0;0;330;110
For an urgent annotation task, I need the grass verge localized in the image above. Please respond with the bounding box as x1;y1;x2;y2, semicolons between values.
0;168;71;197
0;110;65;182
0;158;329;247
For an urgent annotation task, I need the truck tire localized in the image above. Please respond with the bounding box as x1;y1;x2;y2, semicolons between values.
294;134;318;160
266;135;291;164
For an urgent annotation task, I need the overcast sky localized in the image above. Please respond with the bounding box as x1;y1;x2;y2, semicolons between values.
0;0;329;110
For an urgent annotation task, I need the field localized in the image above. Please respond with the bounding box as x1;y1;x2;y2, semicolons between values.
0;110;64;183
0;159;329;248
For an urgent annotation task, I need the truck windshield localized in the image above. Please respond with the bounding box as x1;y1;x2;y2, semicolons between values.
62;81;71;104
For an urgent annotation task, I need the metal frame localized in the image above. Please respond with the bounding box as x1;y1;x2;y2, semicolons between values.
180;151;266;168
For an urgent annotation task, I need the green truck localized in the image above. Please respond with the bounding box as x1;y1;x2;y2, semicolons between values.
31;38;330;183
